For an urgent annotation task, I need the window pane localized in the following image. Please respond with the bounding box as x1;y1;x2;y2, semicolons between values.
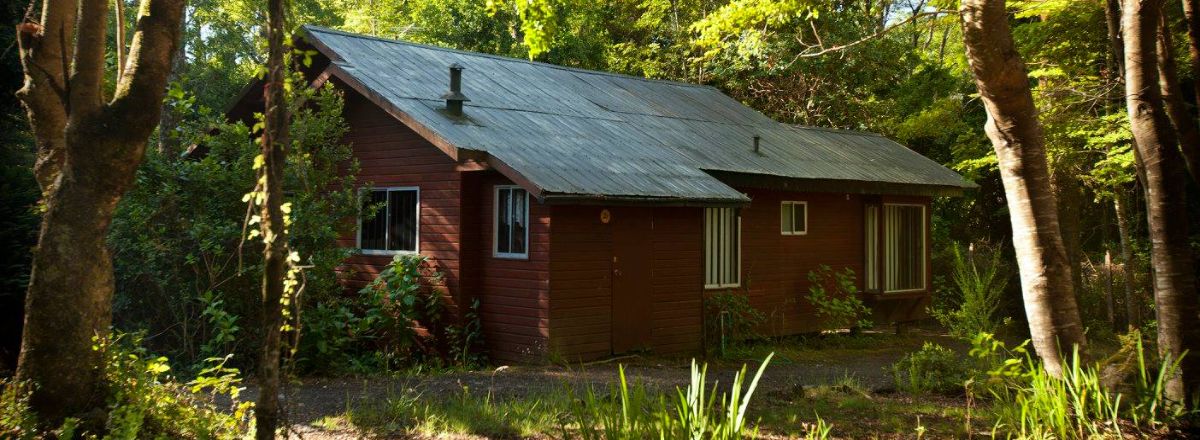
511;189;527;254
388;190;418;251
884;205;924;291
496;188;511;254
705;207;739;286
865;206;879;291
793;203;806;233
781;203;793;234
360;190;388;250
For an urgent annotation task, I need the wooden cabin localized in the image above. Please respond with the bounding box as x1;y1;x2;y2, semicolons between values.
230;26;975;363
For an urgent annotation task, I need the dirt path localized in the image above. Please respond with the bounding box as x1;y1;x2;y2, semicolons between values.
253;331;956;437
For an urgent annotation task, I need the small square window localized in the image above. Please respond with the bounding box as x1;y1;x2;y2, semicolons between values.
358;187;419;254
781;201;807;235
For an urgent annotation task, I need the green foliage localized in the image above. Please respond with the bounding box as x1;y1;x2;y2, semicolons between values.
805;265;871;332
297;254;487;373
563;354;774;439
891;342;969;395
704;291;767;356
110;80;360;368
968;332;1193;439
930;243;1009;339
1;334;252;439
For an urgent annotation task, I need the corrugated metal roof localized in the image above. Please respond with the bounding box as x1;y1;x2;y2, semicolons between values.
302;25;974;203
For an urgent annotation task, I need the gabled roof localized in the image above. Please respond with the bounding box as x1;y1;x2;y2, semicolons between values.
301;25;974;204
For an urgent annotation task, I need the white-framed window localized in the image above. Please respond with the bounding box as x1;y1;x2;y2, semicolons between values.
883;204;925;292
494;185;530;259
358;187;420;254
704;207;741;289
780;201;808;235
864;205;880;291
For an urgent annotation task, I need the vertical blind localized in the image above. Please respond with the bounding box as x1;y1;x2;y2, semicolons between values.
884;204;925;291
864;205;879;291
360;188;418;252
704;207;739;287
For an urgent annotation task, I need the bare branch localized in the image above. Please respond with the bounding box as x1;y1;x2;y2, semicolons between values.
68;0;109;115
789;10;948;65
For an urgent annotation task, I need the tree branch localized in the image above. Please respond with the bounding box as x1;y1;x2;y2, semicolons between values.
789;10;946;63
68;0;109;115
108;0;185;144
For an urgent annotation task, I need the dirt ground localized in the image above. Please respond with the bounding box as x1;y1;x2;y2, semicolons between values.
254;330;958;439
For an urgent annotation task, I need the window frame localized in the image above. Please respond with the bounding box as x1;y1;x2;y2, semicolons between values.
882;203;926;293
780;200;808;236
493;185;531;260
356;186;421;255
704;207;742;290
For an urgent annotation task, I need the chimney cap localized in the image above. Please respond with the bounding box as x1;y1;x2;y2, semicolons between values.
449;62;465;70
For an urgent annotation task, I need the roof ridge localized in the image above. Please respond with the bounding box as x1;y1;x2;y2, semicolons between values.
302;24;717;91
787;124;885;138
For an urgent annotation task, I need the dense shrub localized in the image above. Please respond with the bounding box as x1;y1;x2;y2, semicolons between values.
930;242;1009;339
805;265;871;332
704;291;767;356
890;342;969;395
109;80;360;369
297;254;488;373
1;333;251;439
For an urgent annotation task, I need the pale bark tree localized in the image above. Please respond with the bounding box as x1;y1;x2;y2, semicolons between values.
255;0;289;435
959;0;1087;377
1122;0;1200;402
14;0;185;426
1157;12;1200;184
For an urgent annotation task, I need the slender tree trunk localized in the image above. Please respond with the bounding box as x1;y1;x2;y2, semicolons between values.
1122;0;1200;403
960;0;1087;377
14;0;185;426
1114;190;1139;328
1051;168;1085;302
255;0;289;435
1157;13;1200;184
114;0;125;77
157;10;188;157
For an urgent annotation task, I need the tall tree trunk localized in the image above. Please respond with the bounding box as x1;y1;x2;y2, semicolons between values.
1051;168;1085;302
1122;0;1200;403
1114;189;1140;328
255;0;289;435
14;0;185;426
1157;13;1200;184
959;0;1087;377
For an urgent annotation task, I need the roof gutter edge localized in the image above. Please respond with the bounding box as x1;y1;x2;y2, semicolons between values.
540;193;749;207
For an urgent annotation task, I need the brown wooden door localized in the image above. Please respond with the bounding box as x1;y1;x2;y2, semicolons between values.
611;207;653;353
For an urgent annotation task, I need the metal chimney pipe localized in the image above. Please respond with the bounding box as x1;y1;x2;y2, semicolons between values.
753;135;761;153
441;63;470;116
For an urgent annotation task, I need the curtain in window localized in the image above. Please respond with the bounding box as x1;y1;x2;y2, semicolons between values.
865;205;879;291
884;205;924;291
495;187;528;256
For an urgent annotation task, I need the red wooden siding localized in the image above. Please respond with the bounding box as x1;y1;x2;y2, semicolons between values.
467;173;551;363
334;87;463;316
548;206;703;361
724;189;931;336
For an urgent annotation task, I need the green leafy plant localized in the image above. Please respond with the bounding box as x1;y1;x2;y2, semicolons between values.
805;265;872;332
445;298;487;368
891;342;969;395
704;291;767;356
930;243;1008;339
198;291;240;358
1;333;252;439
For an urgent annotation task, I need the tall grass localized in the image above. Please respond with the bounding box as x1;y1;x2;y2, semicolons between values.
565;353;775;439
972;333;1191;439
